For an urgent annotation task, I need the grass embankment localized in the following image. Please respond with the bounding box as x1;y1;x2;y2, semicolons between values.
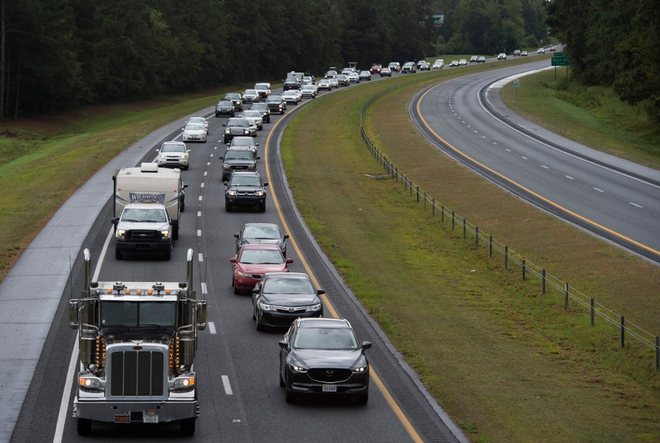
281;66;660;442
501;69;660;170
0;84;253;281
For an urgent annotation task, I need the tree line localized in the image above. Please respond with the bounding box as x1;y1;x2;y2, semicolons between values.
0;0;436;117
546;0;660;123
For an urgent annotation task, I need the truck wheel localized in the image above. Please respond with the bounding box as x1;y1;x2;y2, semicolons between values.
180;418;196;436
173;224;179;240
259;202;266;213
77;418;92;435
164;249;171;261
115;249;123;260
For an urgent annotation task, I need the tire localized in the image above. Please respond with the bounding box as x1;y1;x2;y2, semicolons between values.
279;366;285;387
180;198;185;212
259;202;266;213
173;224;179;240
164;249;171;261
285;389;296;404
115;248;123;260
356;392;369;405
232;277;240;295
225;201;232;212
255;310;264;331
77;418;92;436
180;418;196;436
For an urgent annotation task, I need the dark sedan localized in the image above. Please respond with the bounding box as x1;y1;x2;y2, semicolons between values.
234;222;289;257
224;92;243;111
252;273;324;330
215;99;235;117
279;318;371;404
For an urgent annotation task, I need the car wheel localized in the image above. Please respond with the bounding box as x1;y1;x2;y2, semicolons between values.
225;201;232;212
255;310;264;331
232;277;240;295
224;137;229;144
77;418;92;436
164;249;171;261
356;392;369;405
115;248;122;260
259;202;266;213
285;388;296;404
279;364;285;387
173;224;179;240
180;418;196;436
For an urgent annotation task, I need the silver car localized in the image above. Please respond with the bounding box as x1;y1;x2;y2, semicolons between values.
185;117;208;134
243;89;260;103
282;90;302;105
156;141;190;170
241;110;264;131
182;122;207;143
300;85;317;99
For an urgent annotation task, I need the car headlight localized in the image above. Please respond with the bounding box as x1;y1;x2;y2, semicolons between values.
222;164;229;169
171;374;196;391
116;229;126;239
161;230;169;239
288;363;308;373
306;303;322;312
227;190;237;196
79;375;104;392
351;364;368;374
259;301;275;311
255;190;265;197
243;129;249;134
159;154;167;159
181;153;188;159
225;129;230;134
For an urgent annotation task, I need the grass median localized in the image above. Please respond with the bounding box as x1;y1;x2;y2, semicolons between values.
281;66;660;442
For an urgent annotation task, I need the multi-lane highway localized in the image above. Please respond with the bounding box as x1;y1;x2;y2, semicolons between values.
410;61;660;262
9;80;466;442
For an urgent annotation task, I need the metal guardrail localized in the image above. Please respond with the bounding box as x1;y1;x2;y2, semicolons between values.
359;85;660;371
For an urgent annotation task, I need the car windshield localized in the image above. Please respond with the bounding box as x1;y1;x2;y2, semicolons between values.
294;328;359;350
244;89;256;95
262;277;314;294
243;111;260;118
225;93;240;100
185;123;204;130
227;119;248;128
161;144;185;153
225;151;253;160
218;100;232;106
231;137;255;147
243;225;281;239
252;103;267;110
121;207;168;223
267;96;281;102
255;84;269;90
239;249;283;264
230;175;261;186
302;86;314;91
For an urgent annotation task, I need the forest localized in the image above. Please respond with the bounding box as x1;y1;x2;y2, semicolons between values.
1;0;550;118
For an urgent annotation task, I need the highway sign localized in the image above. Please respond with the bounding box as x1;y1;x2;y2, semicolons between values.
551;57;570;66
553;52;565;57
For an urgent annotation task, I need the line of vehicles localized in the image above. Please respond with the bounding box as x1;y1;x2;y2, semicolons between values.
70;74;379;435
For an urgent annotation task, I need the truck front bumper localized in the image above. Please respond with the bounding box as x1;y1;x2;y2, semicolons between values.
74;397;198;423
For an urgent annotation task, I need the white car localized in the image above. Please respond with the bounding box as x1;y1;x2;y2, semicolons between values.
282;90;301;104
241;110;264;131
388;62;400;72
156;141;190;170
300;84;317;99
449;60;459;67
538;48;545;54
317;79;332;90
185;117;208;134
182;122;207;143
242;89;260;103
432;60;444;69
498;53;507;60
458;59;467;66
328;78;339;88
347;72;360;82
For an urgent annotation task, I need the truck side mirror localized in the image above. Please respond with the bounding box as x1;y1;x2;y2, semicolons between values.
196;300;207;330
111;218;118;226
68;300;80;328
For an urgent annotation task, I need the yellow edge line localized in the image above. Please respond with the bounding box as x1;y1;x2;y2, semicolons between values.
264;108;424;443
417;82;660;257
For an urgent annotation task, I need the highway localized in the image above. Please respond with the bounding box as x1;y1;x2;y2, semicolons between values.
9;80;465;443
410;60;660;262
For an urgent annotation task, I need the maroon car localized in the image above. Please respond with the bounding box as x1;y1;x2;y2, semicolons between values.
230;244;293;294
369;63;382;75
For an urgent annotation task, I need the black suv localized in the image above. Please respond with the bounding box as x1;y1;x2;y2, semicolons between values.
224;92;244;111
266;95;286;115
220;148;259;182
224;171;268;212
250;103;271;123
215;99;235;117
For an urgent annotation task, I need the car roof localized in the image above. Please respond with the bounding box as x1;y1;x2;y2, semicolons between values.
296;318;351;329
238;243;282;251
242;222;281;229
263;271;309;280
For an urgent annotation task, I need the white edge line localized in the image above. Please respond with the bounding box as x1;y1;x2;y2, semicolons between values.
54;226;114;443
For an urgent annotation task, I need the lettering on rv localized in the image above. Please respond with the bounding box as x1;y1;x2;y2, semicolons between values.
129;193;166;204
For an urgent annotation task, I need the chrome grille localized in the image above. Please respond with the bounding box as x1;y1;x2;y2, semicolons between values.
110;350;164;397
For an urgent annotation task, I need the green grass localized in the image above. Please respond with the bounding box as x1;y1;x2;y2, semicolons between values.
501;70;660;169
281;66;660;442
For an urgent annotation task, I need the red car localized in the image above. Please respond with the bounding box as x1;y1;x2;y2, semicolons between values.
369;63;382;75
230;244;293;294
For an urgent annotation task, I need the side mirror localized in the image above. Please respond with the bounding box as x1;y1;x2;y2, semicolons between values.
278;340;288;350
187;150;191;153
317;289;326;295
234;233;239;238
284;234;290;239
255;143;260;146
362;341;372;350
256;156;261;160
68;300;80;328
182;183;188;189
111;218;118;225
263;182;269;187
230;257;237;263
196;300;207;330
222;124;226;127
286;258;294;264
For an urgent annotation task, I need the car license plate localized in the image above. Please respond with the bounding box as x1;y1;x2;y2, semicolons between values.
322;384;337;393
143;414;159;424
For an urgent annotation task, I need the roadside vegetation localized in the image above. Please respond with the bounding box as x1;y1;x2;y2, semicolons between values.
281;66;660;442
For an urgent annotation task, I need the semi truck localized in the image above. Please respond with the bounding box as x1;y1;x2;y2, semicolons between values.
68;248;207;435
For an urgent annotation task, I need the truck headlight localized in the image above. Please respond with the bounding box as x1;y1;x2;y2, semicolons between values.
227;190;237;196
79;375;104;392
171;374;196;391
116;229;126;239
225;129;230;134
160;230;169;239
255;190;265;197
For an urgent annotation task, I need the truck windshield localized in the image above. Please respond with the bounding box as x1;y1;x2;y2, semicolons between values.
101;301;176;328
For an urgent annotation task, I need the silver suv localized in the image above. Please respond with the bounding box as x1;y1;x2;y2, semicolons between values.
156;141;190;170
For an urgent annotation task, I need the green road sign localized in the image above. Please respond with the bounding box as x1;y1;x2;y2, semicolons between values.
551;57;570;66
553;52;565;57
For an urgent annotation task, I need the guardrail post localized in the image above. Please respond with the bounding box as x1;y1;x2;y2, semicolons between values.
424;192;427;210
432;198;435;216
564;283;569;311
505;246;508;269
452;211;455;230
656;336;659;371
590;298;594;326
416;186;419;202
410;180;413;197
620;316;625;348
542;269;546;294
475;227;479;247
489;236;493;257
441;205;445;223
463;218;467;239
522;258;526;281
404;176;407;192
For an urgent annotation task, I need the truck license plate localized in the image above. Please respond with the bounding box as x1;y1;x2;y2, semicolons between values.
322;384;337;393
143;414;159;424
